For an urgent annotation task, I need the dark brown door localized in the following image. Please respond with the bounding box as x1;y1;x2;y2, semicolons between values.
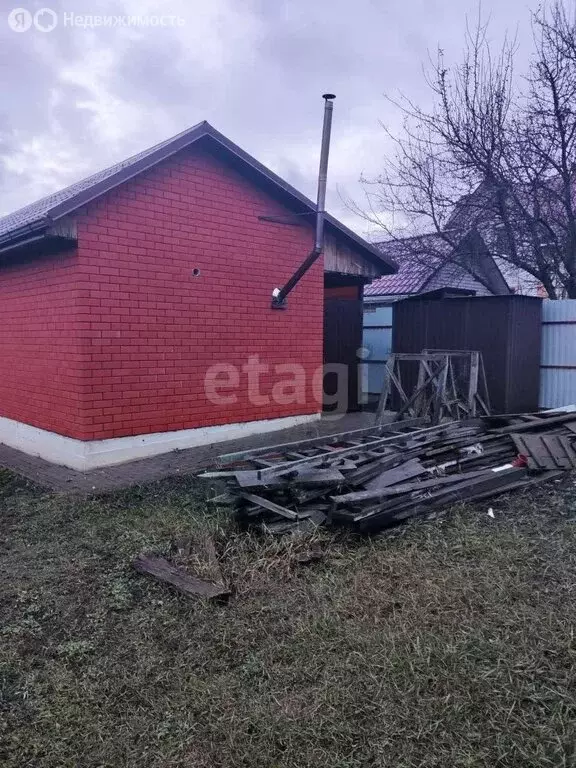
323;298;363;412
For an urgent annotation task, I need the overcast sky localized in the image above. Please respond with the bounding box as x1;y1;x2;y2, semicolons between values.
0;0;543;236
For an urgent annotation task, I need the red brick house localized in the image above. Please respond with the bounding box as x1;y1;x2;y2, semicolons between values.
0;122;395;469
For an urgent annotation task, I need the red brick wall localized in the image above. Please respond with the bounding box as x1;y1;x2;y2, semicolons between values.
0;252;93;437
0;144;323;441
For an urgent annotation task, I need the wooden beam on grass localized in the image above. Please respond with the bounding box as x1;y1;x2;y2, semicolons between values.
133;556;230;600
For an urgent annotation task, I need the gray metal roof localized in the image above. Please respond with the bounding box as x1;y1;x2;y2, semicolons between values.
0;121;396;273
0;123;201;241
365;235;448;296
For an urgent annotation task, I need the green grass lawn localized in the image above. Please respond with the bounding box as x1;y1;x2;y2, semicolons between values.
1;469;576;767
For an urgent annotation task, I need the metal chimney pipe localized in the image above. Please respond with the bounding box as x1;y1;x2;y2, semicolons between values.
314;93;335;252
272;94;336;308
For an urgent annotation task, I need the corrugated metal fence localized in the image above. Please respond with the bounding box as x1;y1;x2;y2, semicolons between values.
363;299;576;409
361;305;393;398
540;300;576;408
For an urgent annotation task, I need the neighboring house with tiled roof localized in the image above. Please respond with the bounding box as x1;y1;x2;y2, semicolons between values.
443;182;549;297
364;230;510;304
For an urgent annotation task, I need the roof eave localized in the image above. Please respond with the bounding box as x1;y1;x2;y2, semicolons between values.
363;293;408;303
0;232;77;259
0;217;50;250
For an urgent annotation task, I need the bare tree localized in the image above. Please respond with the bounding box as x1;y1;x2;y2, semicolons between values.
360;2;576;298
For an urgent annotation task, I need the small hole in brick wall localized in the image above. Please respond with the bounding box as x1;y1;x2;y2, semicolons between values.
192;268;201;277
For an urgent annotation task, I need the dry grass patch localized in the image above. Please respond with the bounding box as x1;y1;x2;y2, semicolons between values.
1;474;576;766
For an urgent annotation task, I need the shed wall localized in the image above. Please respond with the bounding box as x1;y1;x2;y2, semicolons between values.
392;296;542;413
0;253;89;438
0;145;326;441
73;145;326;440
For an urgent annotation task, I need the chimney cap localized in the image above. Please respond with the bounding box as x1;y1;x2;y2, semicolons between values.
322;93;336;100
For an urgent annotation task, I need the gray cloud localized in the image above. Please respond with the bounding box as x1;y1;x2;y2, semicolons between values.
0;0;538;233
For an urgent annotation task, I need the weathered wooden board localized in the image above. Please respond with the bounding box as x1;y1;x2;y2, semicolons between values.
364;458;427;491
134;556;229;599
215;417;427;465
234;468;345;489
495;413;576;434
331;468;496;507
239;493;299;520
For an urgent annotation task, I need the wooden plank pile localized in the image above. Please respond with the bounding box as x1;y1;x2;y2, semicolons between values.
198;411;576;535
